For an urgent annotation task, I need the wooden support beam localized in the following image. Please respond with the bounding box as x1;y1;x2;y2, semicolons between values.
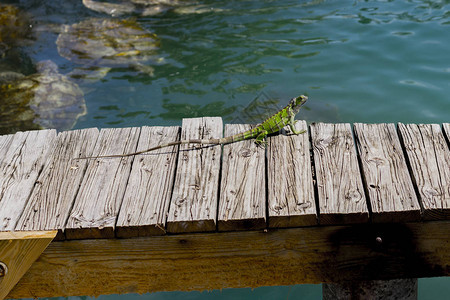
8;221;450;298
0;231;56;300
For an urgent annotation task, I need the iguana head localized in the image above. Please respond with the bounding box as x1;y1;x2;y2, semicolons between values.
289;95;308;113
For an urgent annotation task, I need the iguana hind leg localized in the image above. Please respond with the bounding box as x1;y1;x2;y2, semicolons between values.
255;130;269;147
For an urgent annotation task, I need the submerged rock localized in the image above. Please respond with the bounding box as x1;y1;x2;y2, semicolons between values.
82;0;220;16
56;18;162;81
0;60;87;134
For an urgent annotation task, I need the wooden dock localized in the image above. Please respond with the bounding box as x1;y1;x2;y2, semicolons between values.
1;118;449;298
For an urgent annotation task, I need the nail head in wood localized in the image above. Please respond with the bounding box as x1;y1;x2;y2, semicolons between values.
376;236;383;244
0;261;7;277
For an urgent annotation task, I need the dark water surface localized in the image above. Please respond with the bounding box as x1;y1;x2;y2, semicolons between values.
9;0;450;130
2;0;449;299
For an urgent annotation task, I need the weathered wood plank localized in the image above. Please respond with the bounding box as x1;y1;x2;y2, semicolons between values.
65;127;140;239
444;123;450;145
398;123;450;220
0;133;14;157
310;123;368;225
15;129;99;240
0;130;57;231
166;117;222;233
354;123;420;222
443;124;450;135
9;221;450;298
267;121;316;227
218;124;265;231
0;230;57;300
116;126;180;238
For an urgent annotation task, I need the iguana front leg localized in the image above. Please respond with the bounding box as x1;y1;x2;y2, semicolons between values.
288;118;306;135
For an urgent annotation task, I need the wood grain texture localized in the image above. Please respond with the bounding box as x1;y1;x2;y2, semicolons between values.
267;121;316;228
15;129;99;240
0;230;56;300
444;124;450;150
116;126;180;238
9;221;450;298
0;133;14;156
354;123;420;222
311;123;368;225
65;127;140;239
218;124;265;231
166;117;222;233
0;130;56;231
398;123;450;220
444;123;450;140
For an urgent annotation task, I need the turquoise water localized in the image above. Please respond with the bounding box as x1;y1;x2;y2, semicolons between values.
18;0;450;130
3;0;450;299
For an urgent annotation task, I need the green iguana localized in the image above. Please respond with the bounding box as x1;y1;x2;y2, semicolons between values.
78;95;308;159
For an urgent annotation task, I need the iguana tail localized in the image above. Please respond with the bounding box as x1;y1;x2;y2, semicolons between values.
75;129;258;160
